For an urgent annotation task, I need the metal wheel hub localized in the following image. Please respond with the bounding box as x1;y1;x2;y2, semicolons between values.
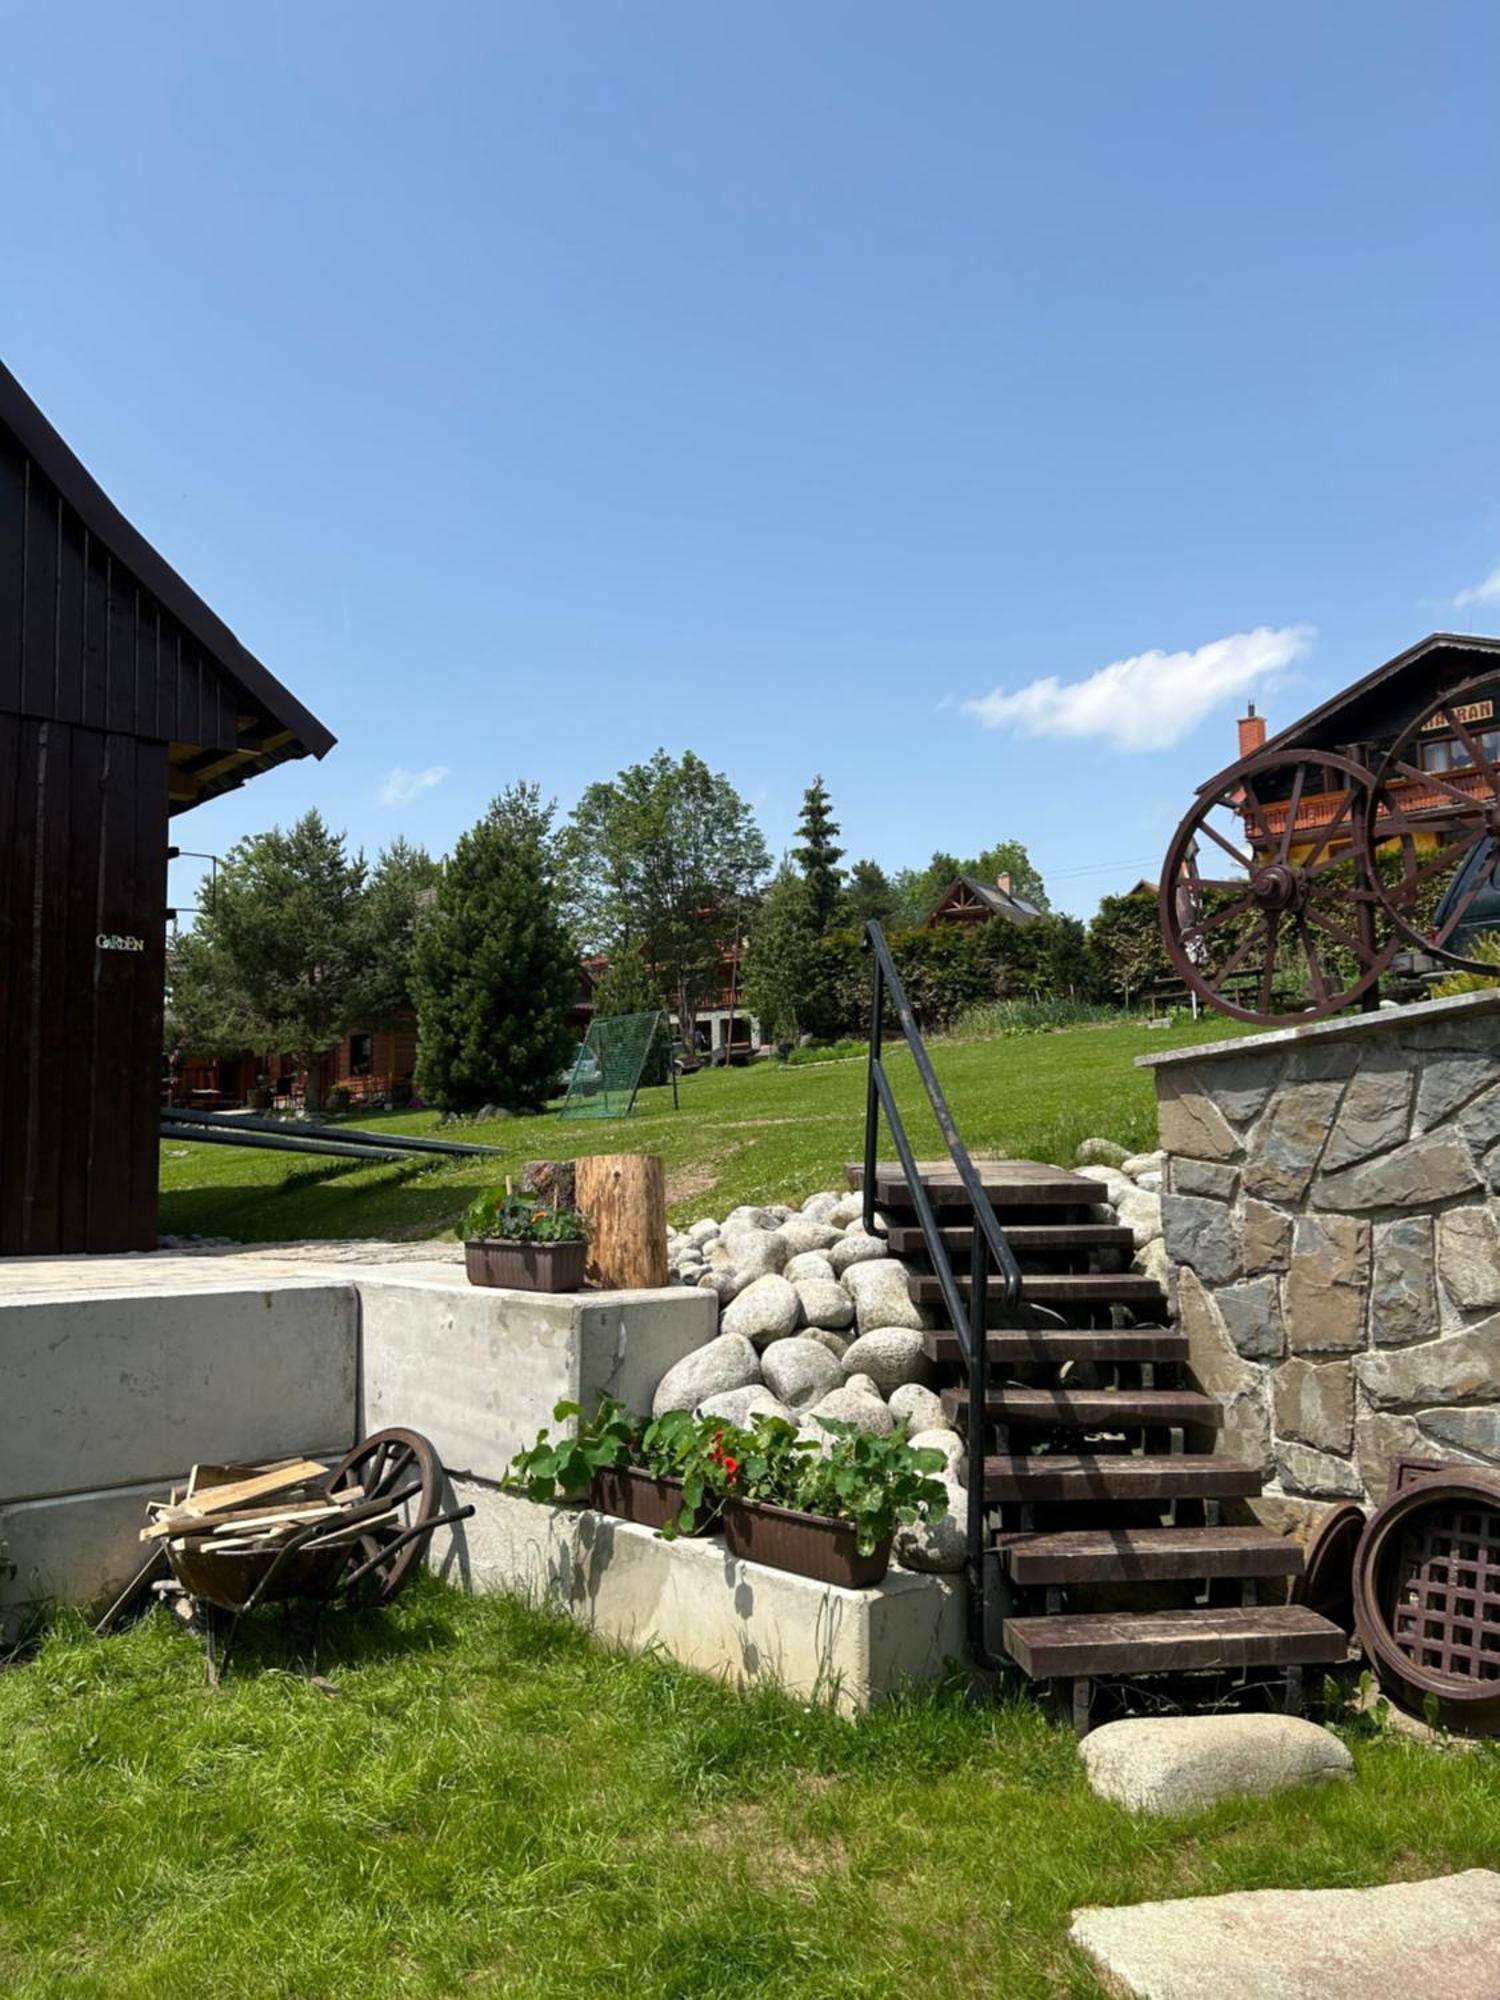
1249;863;1302;913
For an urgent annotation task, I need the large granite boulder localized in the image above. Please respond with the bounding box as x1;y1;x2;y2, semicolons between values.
1079;1714;1353;1815
652;1334;760;1419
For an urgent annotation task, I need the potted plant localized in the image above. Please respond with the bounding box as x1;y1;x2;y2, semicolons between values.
506;1399;724;1534
695;1415;950;1588
460;1186;588;1292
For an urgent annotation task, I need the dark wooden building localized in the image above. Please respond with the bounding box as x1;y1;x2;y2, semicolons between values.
0;363;334;1256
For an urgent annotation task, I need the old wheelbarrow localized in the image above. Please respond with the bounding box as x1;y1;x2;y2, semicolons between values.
115;1427;474;1680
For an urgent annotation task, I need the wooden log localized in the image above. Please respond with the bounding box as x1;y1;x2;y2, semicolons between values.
574;1153;668;1290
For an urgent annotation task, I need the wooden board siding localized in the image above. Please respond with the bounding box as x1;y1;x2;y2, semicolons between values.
0;715;168;1253
0;428;241;755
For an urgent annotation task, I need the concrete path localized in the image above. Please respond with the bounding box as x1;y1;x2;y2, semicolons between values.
1071;1870;1500;1999
0;1241;462;1294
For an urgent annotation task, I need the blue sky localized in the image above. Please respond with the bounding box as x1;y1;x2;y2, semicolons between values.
4;3;1499;919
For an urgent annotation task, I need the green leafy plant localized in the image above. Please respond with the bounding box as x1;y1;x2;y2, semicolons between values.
459;1188;587;1244
505;1399;726;1532
680;1413;950;1557
506;1397;639;1501
1433;930;1500;995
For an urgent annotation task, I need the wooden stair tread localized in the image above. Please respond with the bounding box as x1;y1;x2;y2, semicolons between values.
1002;1604;1347;1678
978;1453;1262;1501
910;1271;1166;1306
944;1386;1221;1429
848;1158;1104;1208
926;1329;1188;1365
885;1222;1134;1257
1000;1525;1303;1585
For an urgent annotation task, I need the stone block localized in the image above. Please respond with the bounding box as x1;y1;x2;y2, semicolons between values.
1157;1069;1243;1161
1177;1271;1272;1472
1216;1275;1286;1361
1071;1870;1500;2000
1273;1357;1354;1455
1171;1157;1239;1201
1193;1053;1285;1126
429;1481;966;1715
0;1280;359;1504
1320;1059;1413;1172
1355;1316;1500;1409
1162;1194;1243;1286
1355;1411;1427;1502
1370;1215;1437;1346
1276;1440;1362;1498
1314;1130;1480;1212
1242;1198;1294;1274
1437;1203;1500;1311
1242;1079;1347;1203
1284;1213;1370;1354
356;1273;717;1478
1415;1407;1500;1462
1415;1048;1498;1130
1078;1714;1352;1815
1458;1082;1500;1157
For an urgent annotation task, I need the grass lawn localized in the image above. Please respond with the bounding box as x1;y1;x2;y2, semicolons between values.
160;1018;1250;1244
1;1582;1495;1999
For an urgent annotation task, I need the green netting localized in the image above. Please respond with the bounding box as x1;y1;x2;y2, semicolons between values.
558;1010;669;1120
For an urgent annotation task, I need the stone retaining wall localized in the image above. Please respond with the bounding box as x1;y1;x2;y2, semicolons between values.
1140;990;1500;1527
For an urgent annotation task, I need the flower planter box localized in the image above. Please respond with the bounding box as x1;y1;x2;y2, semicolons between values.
465;1237;587;1292
588;1466;720;1536
721;1496;893;1588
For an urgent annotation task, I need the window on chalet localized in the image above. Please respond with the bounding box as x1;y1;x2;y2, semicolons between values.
349;1032;374;1077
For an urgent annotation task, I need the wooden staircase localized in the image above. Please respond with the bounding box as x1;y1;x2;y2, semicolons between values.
855;1157;1347;1730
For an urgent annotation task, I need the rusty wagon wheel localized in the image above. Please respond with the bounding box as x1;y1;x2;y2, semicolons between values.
1357;674;1500;975
1160;748;1398;1025
328;1427;444;1606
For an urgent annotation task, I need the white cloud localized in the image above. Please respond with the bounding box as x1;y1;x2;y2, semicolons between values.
379;764;450;806
958;625;1314;753
1454;563;1500;610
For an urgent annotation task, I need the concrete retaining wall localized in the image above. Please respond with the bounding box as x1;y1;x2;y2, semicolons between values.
431;1480;966;1715
0;1277;359;1630
1141;989;1500;1529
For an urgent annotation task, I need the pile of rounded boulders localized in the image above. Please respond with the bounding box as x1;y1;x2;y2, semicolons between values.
652;1188;970;1571
1073;1139;1170;1291
1078;1712;1354;1815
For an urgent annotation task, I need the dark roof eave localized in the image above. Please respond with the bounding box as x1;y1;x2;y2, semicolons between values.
1243;631;1500;772
0;361;336;761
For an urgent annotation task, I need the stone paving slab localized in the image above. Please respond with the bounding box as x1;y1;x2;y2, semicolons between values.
1071;1869;1500;1999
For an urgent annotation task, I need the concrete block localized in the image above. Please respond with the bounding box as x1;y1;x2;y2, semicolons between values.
357;1272;715;1483
430;1480;966;1713
0;1281;358;1503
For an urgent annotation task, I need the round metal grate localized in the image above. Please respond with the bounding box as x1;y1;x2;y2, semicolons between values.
1388;1500;1500;1685
1353;1472;1500;1733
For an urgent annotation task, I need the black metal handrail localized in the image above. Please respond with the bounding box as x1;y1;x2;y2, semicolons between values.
862;920;1024;1665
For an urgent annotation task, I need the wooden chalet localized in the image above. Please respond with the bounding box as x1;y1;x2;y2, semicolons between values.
1;362;334;1255
1231;632;1500;861
925;871;1043;929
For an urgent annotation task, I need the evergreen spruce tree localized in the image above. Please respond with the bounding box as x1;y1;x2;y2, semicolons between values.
842;857;898;929
413;785;578;1113
793;775;845;934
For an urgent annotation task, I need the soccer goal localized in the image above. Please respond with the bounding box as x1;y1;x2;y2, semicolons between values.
558;1009;675;1120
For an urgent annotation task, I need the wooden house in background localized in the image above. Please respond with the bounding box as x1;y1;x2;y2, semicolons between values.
1;362;333;1255
924;871;1043;929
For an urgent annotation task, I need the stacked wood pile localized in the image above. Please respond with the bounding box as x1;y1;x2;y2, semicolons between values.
140;1457;397;1561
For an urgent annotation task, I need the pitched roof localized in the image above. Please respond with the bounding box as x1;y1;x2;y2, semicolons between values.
0;361;335;771
929;875;1044;925
1202;631;1500;794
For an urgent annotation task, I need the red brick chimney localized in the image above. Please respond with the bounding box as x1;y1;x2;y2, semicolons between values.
1238;702;1267;759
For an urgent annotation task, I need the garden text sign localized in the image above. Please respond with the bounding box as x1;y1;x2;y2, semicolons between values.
96;934;146;953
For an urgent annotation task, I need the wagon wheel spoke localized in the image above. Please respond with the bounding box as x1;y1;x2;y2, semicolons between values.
1385;756;1486;811
1195;889;1259;937
1295;919;1331;1008
1258;917;1280;1015
1204;922;1263;996
1302;902;1370;961
325;1428;443;1607
1432;853;1498;945
1277;764;1308;864
1297;785;1358;871
1442;704;1499;787
1197;812;1256;873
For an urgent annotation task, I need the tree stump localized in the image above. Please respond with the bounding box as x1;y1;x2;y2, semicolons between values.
574;1154;668;1291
